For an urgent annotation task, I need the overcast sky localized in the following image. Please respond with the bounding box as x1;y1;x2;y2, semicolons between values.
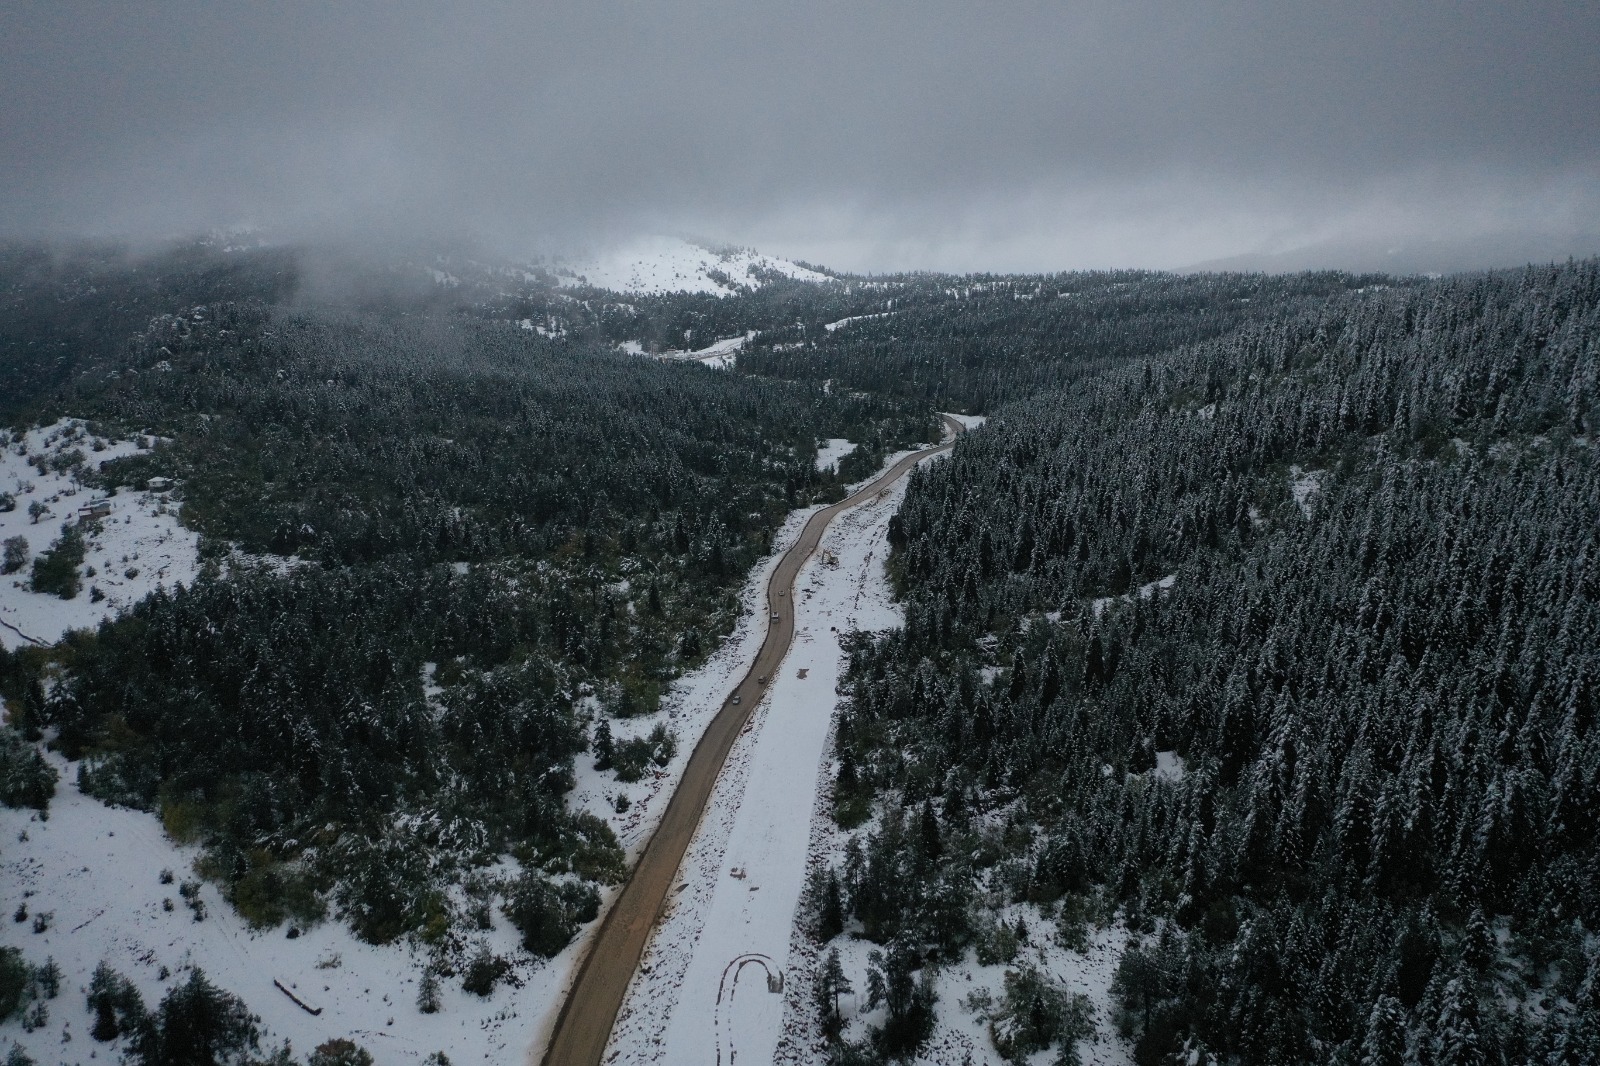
3;1;1597;273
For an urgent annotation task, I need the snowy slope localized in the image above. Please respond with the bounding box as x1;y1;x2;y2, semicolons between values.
551;236;832;296
0;751;545;1066
621;330;755;369
0;419;200;650
822;312;894;332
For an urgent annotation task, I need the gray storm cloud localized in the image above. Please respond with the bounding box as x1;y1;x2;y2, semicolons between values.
2;0;1596;272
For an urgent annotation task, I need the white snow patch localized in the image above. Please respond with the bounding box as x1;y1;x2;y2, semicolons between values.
813;917;1133;1066
814;439;857;474
1154;751;1187;783
690;332;755;370
1090;574;1176;620
620;331;755;370
518;317;566;338
0;751;541;1065
944;413;989;431
822;312;894;332
1287;465;1325;519
0;419;200;650
552;237;830;296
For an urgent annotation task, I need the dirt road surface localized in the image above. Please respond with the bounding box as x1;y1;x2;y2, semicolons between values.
538;416;965;1066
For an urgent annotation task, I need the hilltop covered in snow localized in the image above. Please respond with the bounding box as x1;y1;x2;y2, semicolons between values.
548;236;833;296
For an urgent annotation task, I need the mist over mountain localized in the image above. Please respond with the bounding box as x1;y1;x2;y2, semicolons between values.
3;2;1596;272
1185;230;1600;276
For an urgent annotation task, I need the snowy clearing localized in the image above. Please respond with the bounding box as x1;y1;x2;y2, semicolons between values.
552;237;830;296
687;332;755;370
799;914;1133;1066
1090;573;1176;620
517;316;566;339
617;330;753;369
822;312;895;332
1288;464;1326;518
1153;750;1187;783
814;439;857;473
606;448;935;1066
0;739;552;1065
0;419;200;651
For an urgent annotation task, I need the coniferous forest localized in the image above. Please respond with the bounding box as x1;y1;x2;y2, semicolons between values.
809;261;1600;1063
2;240;1598;1064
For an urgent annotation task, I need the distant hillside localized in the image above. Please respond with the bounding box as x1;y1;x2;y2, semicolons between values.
545;235;833;295
1185;231;1600;276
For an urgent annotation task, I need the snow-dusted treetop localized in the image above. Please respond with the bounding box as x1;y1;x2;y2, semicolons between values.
548;236;832;296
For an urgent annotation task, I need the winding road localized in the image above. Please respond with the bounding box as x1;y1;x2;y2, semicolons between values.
538;416;965;1066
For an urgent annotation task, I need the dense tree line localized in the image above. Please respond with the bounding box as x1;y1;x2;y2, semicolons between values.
0;241;297;422
740;270;1404;411
819;261;1600;1063
95;306;927;565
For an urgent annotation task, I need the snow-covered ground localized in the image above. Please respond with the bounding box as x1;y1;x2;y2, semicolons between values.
517;316;566;339
691;334;748;370
679;331;753;370
822;312;895;332
618;330;753;369
814;439;857;473
810;911;1132;1066
605;448;933;1066
1091;573;1176;620
1288;464;1325;518
552;237;831;296
0;419;200;650
0;741;554;1065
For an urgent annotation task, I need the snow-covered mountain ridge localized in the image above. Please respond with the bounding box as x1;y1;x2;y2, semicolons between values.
544;236;833;296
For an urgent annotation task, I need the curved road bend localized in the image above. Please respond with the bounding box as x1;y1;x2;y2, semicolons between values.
539;415;966;1066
